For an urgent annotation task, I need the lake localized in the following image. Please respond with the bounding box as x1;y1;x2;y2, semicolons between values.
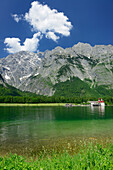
0;105;113;155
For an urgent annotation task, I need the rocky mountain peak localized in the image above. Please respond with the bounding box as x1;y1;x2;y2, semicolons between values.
1;42;113;96
0;51;42;88
52;46;64;53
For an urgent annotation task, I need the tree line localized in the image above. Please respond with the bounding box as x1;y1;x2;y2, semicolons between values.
0;95;113;104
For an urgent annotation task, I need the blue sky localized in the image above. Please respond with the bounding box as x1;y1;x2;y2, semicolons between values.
0;0;113;58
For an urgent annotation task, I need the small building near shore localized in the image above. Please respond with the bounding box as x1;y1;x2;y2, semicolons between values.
88;98;105;106
98;98;105;106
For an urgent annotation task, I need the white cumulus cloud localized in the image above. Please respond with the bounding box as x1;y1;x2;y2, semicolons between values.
25;1;72;40
46;32;60;42
4;38;22;53
4;32;41;53
5;1;72;53
11;14;23;23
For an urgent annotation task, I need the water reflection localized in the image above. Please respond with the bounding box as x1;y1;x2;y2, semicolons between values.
0;106;56;121
0;106;113;155
91;105;105;116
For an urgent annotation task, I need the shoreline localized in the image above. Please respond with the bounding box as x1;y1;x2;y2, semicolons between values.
0;103;68;106
0;103;110;107
1;141;113;169
0;103;91;107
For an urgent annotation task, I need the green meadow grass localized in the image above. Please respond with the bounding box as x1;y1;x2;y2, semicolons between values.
1;142;113;169
0;103;67;106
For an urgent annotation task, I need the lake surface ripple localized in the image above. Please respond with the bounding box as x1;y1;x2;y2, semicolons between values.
0;106;113;155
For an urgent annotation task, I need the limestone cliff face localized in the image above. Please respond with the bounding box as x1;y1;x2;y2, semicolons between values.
0;42;113;96
0;74;5;86
0;51;42;87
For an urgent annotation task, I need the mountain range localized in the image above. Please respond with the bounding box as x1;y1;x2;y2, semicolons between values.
1;42;113;97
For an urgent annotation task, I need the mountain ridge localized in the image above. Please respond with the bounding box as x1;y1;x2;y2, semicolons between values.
1;42;113;97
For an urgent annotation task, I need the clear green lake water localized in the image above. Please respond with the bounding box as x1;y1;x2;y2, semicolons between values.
0;105;113;155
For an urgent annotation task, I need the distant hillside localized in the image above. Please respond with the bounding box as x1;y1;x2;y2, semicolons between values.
54;77;113;97
0;74;37;97
0;84;38;97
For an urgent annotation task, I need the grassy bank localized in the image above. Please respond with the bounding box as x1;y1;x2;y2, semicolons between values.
0;103;67;106
1;142;113;169
0;103;90;107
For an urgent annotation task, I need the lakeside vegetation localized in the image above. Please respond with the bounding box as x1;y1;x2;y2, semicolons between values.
1;77;113;105
0;95;113;105
1;76;113;106
0;103;66;106
1;142;113;169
